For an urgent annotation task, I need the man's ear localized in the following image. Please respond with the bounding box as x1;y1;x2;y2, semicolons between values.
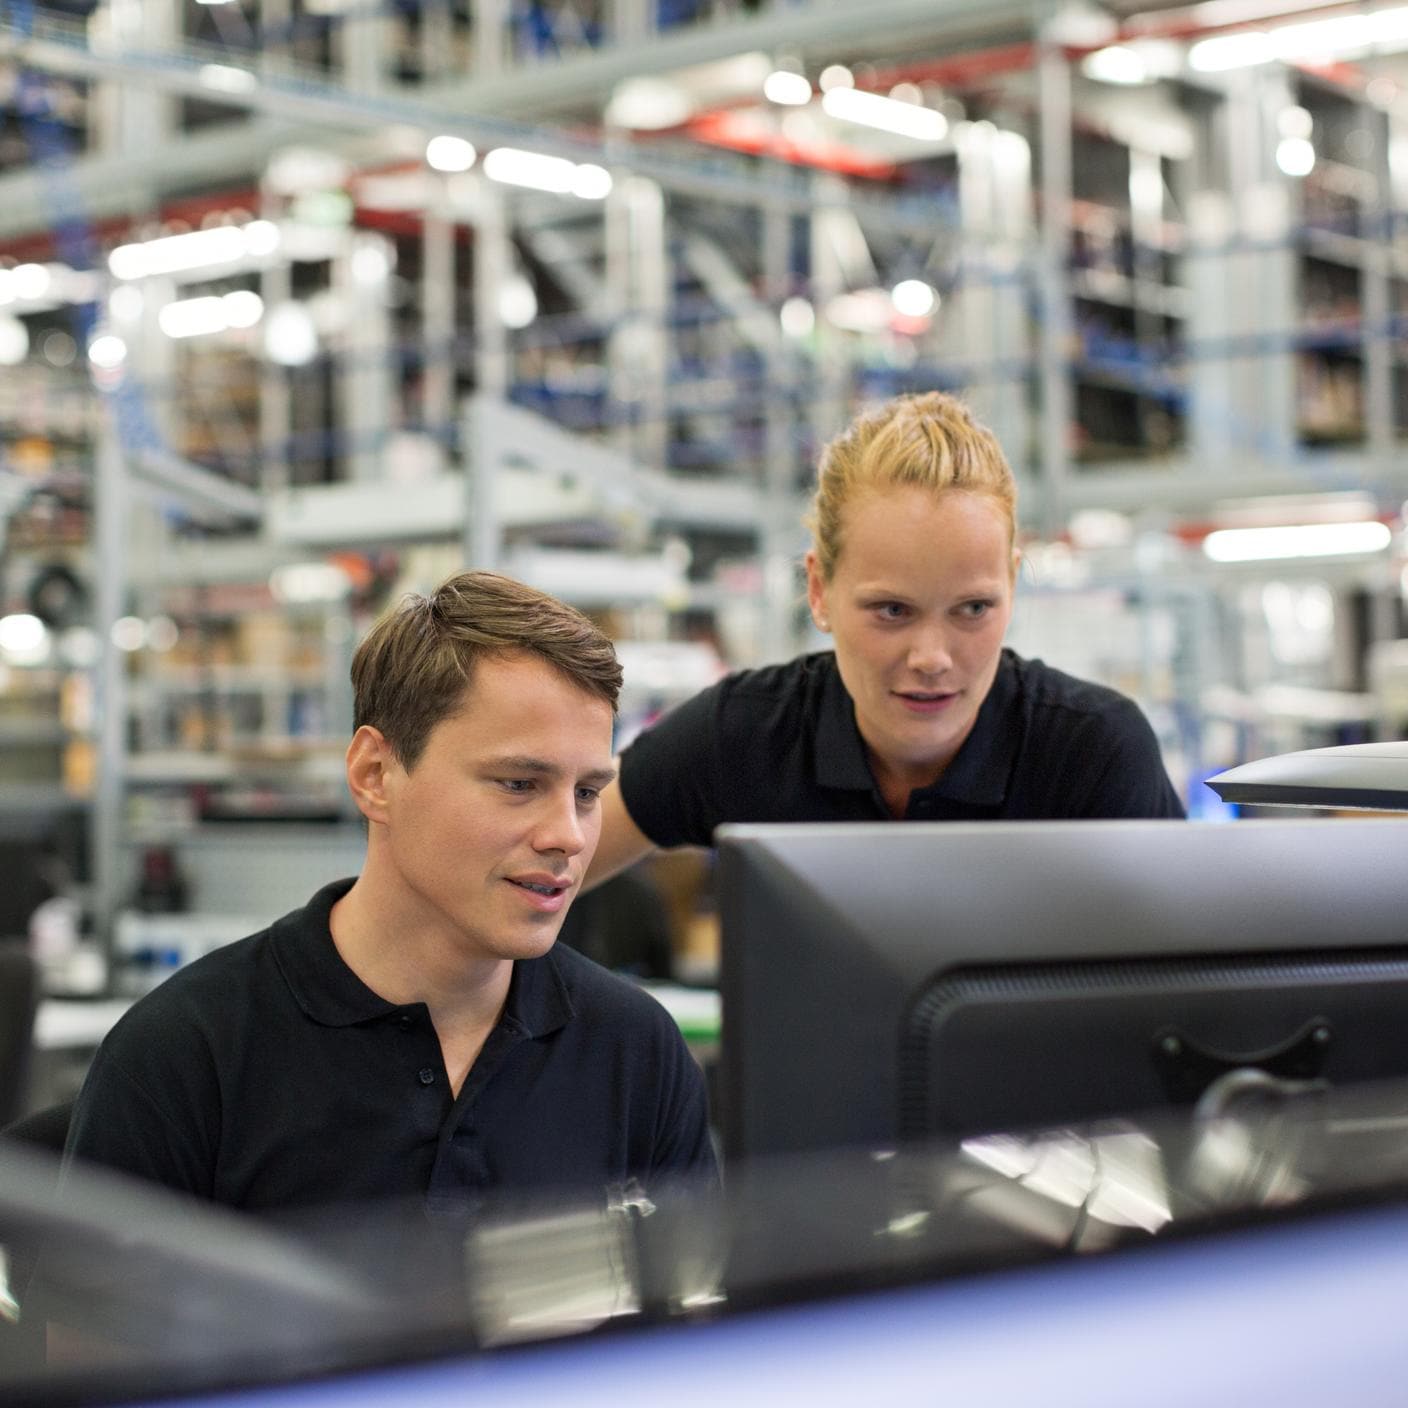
346;725;396;823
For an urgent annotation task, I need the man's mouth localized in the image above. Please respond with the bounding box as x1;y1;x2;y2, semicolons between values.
507;877;570;896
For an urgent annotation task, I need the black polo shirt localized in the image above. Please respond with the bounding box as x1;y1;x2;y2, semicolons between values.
65;880;717;1214
619;648;1184;845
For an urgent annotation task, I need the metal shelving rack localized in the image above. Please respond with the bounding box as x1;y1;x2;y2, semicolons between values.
1;0;1408;954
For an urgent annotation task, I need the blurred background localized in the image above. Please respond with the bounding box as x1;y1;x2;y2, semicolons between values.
3;0;1408;1101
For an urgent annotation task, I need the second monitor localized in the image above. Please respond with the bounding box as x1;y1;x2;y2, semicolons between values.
717;817;1408;1161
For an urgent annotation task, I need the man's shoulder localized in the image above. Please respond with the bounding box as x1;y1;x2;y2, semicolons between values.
107;928;273;1043
545;943;681;1036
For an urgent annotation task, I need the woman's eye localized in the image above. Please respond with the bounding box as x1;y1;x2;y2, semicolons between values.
959;600;993;619
873;602;908;621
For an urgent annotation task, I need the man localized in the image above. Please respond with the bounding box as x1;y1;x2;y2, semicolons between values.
65;571;716;1213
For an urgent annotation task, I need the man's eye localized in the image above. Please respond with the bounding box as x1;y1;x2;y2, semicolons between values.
500;779;535;794
576;786;602;806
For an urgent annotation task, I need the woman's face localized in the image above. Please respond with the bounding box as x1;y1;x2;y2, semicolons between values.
806;486;1016;786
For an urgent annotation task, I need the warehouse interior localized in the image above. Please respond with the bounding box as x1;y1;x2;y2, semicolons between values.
4;0;1408;1397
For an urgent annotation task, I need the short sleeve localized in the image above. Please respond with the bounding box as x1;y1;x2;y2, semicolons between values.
64;1006;221;1200
644;1018;719;1188
617;680;731;849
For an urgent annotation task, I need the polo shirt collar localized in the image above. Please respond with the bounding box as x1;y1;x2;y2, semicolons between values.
811;649;1022;807
919;649;1021;807
272;876;574;1039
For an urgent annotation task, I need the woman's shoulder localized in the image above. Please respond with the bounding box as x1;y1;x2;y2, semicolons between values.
716;650;835;694
1005;650;1144;720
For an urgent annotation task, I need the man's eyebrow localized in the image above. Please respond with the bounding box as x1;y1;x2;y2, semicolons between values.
485;756;617;788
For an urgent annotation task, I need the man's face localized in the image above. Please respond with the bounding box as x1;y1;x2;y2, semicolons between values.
374;651;617;963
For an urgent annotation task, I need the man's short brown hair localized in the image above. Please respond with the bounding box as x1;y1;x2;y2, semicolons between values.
351;570;622;769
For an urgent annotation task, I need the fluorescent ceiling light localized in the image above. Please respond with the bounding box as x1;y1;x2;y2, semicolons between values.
1188;30;1274;70
820;86;948;143
1202;520;1392;562
1189;5;1408;71
779;296;815;338
264;302;319;366
0;315;28;366
109;221;280;281
200;63;258;93
0;613;48;662
571;164;613;200
157;290;264;340
891;279;936;318
604;77;693;130
13;263;51;300
764;70;812;105
497;273;538;330
426;135;477;173
482;148;612;199
1082;45;1150;84
1276;136;1315;177
269;563;351;604
87;333;128;369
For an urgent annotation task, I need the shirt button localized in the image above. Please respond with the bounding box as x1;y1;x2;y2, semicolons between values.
417;1067;436;1086
398;1013;414;1030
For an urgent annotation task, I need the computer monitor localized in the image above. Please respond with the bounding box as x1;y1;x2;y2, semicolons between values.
717;817;1408;1161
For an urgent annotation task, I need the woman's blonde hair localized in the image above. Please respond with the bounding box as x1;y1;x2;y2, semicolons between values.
807;391;1017;582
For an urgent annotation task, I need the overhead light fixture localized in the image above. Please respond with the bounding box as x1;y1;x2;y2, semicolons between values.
779;296;815;338
891;279;937;319
425;135;477;173
1202;520;1392;562
763;69;812;105
87;333;128;369
1208;742;1408;811
264;302;319;366
157;290;264;340
1276;136;1315;177
497;272;538;330
199;63;258;93
269;562;352;605
1189;5;1408;72
109;221;280;281
604;76;693;131
0;314;29;366
820;86;948;143
1082;45;1150;84
1188;30;1274;71
482;148;613;199
0;613;49;664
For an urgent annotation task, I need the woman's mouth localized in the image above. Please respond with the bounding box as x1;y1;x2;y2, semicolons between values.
894;689;957;715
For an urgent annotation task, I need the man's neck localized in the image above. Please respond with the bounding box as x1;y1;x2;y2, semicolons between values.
330;868;514;1093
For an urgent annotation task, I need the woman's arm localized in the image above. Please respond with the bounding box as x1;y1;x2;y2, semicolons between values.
583;770;658;890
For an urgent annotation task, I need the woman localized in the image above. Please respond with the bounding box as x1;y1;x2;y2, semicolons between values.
586;391;1184;885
